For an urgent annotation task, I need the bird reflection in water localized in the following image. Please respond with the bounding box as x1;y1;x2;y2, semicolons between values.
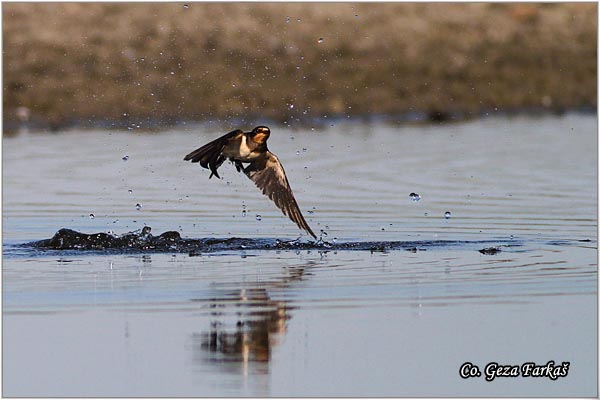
189;264;312;375
200;289;289;363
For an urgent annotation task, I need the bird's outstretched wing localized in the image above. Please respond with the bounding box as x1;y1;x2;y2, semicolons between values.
244;152;316;239
184;129;242;179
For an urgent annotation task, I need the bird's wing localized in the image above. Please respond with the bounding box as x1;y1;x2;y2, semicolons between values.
184;129;242;179
244;152;316;238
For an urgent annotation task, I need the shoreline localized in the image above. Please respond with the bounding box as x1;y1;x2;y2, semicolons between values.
4;3;596;134
4;106;596;135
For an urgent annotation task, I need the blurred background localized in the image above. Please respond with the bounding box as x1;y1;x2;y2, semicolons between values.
2;2;597;132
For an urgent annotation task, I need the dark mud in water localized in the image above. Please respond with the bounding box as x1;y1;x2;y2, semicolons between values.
23;226;521;255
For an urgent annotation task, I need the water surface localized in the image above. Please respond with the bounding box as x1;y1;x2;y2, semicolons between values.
3;114;597;396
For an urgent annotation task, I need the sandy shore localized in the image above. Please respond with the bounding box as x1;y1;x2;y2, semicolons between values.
3;3;597;131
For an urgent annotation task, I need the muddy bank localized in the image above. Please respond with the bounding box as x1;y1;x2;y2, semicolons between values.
3;3;596;132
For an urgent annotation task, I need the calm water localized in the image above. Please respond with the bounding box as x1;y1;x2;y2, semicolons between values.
3;114;597;396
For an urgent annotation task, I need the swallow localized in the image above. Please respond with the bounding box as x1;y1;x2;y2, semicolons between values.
184;126;317;239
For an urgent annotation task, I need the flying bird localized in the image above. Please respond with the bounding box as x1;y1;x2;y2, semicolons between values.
184;126;316;239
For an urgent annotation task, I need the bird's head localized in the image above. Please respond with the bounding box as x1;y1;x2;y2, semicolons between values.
250;126;271;144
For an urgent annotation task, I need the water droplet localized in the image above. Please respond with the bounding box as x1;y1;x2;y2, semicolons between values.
128;189;133;194
302;148;307;152
122;155;129;161
289;104;294;109
409;192;421;202
136;203;142;211
444;211;451;219
297;18;301;22
255;214;262;221
183;4;189;9
296;151;300;155
242;209;247;217
89;213;95;219
285;16;291;23
317;38;324;44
